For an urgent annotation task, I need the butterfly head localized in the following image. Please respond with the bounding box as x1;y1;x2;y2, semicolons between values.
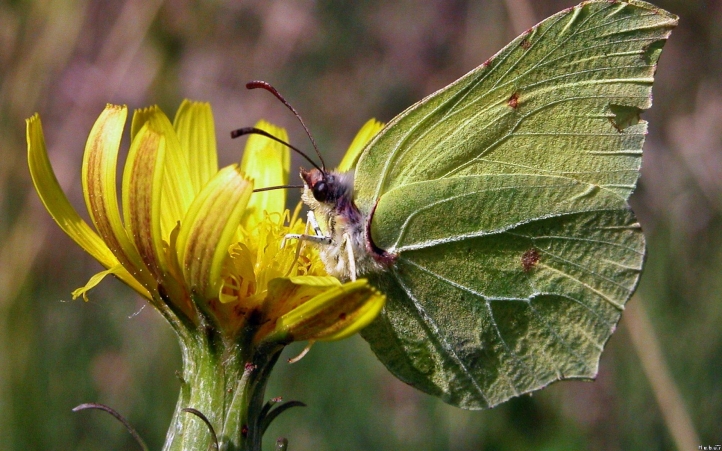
300;168;354;207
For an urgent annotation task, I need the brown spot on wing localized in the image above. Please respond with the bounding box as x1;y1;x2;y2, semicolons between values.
508;92;520;109
521;248;540;272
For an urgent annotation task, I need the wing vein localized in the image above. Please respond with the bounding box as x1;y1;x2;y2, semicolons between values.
393;270;492;405
527;302;596;374
396;206;628;253
400;257;541;396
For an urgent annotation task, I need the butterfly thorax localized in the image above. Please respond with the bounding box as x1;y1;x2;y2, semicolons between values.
300;168;391;280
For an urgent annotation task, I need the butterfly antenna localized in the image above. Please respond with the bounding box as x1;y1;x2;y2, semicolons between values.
231;127;323;172
246;80;327;171
253;184;304;193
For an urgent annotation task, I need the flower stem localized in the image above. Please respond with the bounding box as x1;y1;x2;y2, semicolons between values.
222;347;283;450
162;322;283;451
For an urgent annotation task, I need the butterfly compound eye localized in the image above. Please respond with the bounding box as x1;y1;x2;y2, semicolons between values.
312;181;329;202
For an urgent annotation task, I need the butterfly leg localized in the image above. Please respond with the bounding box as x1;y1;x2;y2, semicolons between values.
282;212;332;247
282;219;310;276
303;212;356;281
342;233;357;281
282;234;332;244
307;210;325;239
282;211;332;249
281;212;332;276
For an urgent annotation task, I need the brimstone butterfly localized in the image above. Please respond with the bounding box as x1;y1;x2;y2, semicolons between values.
293;0;676;409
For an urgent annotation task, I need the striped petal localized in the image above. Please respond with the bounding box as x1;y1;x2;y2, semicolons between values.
258;277;386;343
81;105;154;289
260;276;341;323
26;114;149;298
173;100;219;194
240;120;290;229
337;118;384;172
177;165;253;299
121;116;168;284
131;106;194;239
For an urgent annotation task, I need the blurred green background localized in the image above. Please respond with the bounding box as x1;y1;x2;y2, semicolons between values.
1;0;720;449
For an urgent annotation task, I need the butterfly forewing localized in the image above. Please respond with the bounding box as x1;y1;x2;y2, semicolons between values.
354;0;676;210
356;0;675;409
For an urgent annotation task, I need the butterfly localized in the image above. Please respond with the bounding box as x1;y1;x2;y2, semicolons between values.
248;0;677;409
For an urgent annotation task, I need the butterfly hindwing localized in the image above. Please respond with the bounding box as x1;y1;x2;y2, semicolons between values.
364;174;644;408
356;0;676;408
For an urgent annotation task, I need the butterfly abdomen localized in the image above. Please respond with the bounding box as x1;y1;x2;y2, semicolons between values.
365;199;397;267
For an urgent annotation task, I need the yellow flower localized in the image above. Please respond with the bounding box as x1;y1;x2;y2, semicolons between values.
27;101;384;342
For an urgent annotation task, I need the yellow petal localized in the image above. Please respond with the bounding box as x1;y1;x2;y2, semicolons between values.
131;106;194;239
263;276;341;319
81;105;155;289
337;119;384;172
130;106;155;141
261;278;385;343
173;100;219;194
26;114;150;298
121;119;167;283
27;113;115;268
71;264;125;302
240;120;290;229
177;165;253;299
315;286;385;341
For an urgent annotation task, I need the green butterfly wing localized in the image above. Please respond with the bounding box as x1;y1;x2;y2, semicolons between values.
354;0;676;409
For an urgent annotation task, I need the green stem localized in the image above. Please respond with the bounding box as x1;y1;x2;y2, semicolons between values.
161;324;283;451
222;349;282;450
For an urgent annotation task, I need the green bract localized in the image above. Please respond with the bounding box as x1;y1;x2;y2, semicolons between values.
353;0;677;409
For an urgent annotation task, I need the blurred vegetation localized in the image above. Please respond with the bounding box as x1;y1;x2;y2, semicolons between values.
0;0;720;449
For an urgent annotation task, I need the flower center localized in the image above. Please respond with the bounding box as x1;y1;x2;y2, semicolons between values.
219;209;326;307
